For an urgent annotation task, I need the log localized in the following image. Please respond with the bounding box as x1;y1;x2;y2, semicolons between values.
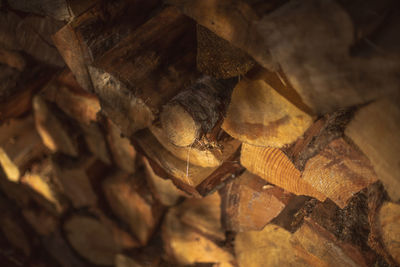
33;95;79;157
80;122;111;164
42;70;101;125
160;75;236;147
167;0;277;71
90;6;197;137
143;157;185;207
220;171;292;232
63;214;125;266
293;218;368;267
0;47;26;71
8;0;98;21
150;124;241;168
0;115;45;182
235;224;317;267
240;143;326;201
345;97;400;201
104;118;136;173
52;0;161;91
20;158;66;214
21;208;57;236
162;206;234;266
302;138;377;208
377;202;400;265
179;192;225;241
0;213;31;257
52;155;98;208
102;170;162;245
222;68;313;148
257;0;400;114
196;24;255;78
133;129;216;196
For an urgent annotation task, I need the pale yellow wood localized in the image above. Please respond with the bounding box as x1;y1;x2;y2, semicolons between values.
222;77;312;147
345;98;400;201
241;143;326;201
150;125;240;168
163;207;234;266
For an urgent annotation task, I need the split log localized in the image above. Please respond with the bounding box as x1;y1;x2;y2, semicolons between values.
235;224;317;267
222;68;313;148
240;143;326;201
257;0;400;114
293;218;368;267
196;24;254;78
21;208;57;237
80;122;111;164
160;75;236;147
220;171;292;232
345;98;400;201
376;202;400;265
179;192;225;241
105;118;136;173
42;70;101;125
133;129;216;196
90;6;197;137
52;0;161;91
302;138;377;208
143;157;186;207
150;124;241;168
33;95;79;157
8;0;98;21
102;170;162;245
0;115;45;182
0;47;26;71
162;207;234;266
52;155;98;208
167;0;276;71
0;173;31;207
20;158;66;214
63;214;126;266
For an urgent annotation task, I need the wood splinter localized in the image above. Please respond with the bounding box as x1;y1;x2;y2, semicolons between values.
160;75;236;147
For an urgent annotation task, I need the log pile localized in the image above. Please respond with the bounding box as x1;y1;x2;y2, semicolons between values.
0;0;399;266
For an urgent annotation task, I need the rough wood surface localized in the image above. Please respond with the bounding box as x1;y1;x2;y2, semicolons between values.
150;124;241;168
378;202;400;265
160;75;236;147
197;24;255;78
0;115;45;182
143;157;185;207
179;192;225;241
103;171;161;245
222;69;313;148
162;206;234;266
91;6;197;137
345;98;400;201
241;143;326;201
220;171;292;232
302;138;377;208
33;96;79;157
63;214;123;266
104;119;136;173
257;0;400;114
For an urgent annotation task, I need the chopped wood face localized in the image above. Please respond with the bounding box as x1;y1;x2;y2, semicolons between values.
345;98;400;201
302;138;377;208
221;171;291;232
222;76;312;148
241;143;326;201
379;202;400;264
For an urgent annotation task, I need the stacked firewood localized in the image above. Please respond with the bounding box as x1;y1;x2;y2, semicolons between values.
0;0;399;266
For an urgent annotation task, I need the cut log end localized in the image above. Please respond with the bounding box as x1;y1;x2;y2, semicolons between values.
160;104;200;147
